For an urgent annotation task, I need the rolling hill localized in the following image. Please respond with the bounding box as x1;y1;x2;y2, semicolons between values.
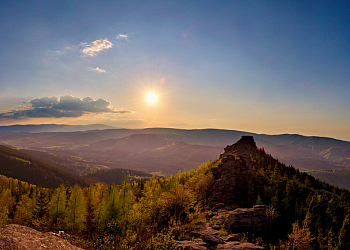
1;126;350;182
0;145;91;188
81;134;222;175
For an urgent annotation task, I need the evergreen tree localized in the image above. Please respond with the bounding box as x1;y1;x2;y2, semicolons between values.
33;189;49;219
13;194;33;225
65;184;86;231
49;184;67;223
0;189;12;226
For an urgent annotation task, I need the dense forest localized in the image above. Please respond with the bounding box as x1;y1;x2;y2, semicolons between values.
1;146;350;249
0;145;91;188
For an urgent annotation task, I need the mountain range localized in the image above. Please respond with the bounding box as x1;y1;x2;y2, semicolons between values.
0;124;116;133
0;125;350;187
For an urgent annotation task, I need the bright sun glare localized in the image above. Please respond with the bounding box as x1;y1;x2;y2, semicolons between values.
146;93;157;103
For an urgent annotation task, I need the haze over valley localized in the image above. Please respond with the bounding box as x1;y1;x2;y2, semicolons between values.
1;125;350;188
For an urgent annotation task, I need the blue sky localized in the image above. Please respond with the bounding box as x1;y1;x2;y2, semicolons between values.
1;0;349;140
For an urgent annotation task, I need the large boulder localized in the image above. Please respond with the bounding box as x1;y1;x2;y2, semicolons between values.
0;224;82;250
210;205;272;235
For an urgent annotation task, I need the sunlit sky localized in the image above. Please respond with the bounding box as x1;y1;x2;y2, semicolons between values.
1;1;349;141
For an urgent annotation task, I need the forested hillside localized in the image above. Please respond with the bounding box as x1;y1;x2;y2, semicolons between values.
85;168;152;185
0;145;91;188
1;137;350;249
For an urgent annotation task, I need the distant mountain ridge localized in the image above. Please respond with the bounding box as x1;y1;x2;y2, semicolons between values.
0;124;116;133
1;126;350;182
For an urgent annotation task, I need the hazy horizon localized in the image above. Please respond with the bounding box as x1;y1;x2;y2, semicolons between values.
1;1;349;141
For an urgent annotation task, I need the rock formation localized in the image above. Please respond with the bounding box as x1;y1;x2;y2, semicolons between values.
0;224;82;250
208;136;258;206
208;205;272;235
176;137;272;249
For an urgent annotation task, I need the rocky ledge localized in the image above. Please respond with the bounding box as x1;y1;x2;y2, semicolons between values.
0;224;82;250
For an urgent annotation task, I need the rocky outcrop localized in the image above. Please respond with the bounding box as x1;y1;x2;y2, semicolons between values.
208;136;258;206
176;137;271;249
208;205;272;235
0;224;82;250
176;232;266;250
175;238;266;250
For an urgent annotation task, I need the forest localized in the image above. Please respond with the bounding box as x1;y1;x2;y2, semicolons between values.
1;147;350;249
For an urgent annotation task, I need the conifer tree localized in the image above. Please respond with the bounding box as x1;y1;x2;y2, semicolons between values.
0;189;12;226
33;189;49;219
85;183;103;233
336;214;350;250
65;184;86;231
49;184;67;223
13;194;33;225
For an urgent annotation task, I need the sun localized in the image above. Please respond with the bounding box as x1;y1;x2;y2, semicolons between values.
146;93;157;103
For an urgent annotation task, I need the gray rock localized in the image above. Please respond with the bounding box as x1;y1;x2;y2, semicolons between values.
200;234;225;245
216;242;266;249
221;233;243;242
191;225;220;238
175;240;207;250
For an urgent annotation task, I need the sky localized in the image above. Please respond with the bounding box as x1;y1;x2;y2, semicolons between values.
0;0;349;141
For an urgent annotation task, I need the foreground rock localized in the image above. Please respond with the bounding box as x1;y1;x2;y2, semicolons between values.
200;234;225;245
0;224;82;250
216;242;266;249
175;240;207;250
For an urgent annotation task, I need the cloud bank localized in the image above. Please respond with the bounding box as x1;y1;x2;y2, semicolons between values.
0;96;131;120
80;38;113;56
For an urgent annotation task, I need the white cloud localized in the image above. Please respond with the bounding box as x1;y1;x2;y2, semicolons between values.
93;67;106;73
0;95;131;120
80;38;113;56
117;34;128;39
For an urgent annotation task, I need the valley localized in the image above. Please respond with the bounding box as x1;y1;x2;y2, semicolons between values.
1;126;349;188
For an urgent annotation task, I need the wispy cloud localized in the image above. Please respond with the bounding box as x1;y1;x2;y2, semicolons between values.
117;34;128;39
93;67;106;73
80;38;113;56
0;95;131;120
